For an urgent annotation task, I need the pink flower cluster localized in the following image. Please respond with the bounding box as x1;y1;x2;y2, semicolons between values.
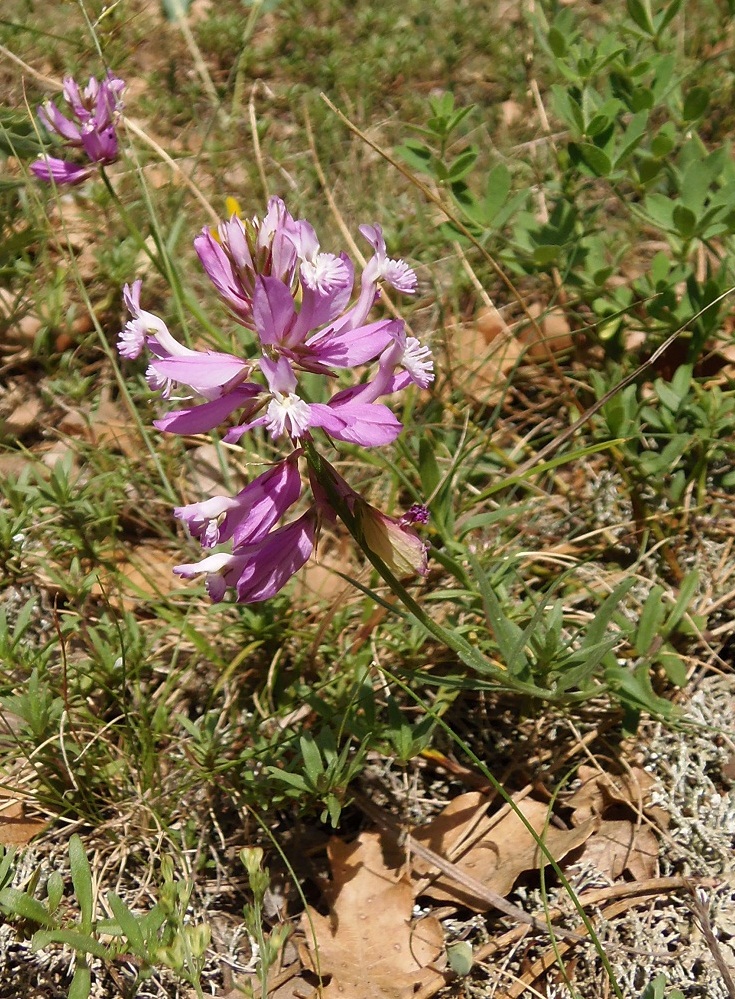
119;198;433;603
31;73;125;185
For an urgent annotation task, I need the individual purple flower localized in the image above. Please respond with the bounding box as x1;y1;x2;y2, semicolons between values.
359;503;430;577
174;452;302;549
193;198;304;327
148;336;404;447
30;72;125;185
118;280;177;361
174;509;317;603
119;280;253;400
310;459;429;577
359;224;418;295
217;354;403;448
296;224;417;362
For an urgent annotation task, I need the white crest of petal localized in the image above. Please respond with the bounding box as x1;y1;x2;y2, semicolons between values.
265;392;312;440
146;364;175;399
382;257;417;294
301;253;350;294
402;337;434;387
118;321;146;359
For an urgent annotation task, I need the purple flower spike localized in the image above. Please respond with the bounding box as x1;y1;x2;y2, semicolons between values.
119;196;434;602
31;71;124;186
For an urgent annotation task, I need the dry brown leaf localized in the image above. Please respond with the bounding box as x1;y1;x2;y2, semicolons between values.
2;393;43;439
301;831;444;999
450;324;523;406
58;394;140;458
0;289;42;344
476;305;512;343
516;303;573;360
293;532;355;605
563;765;666;881
577;819;659;881
92;542;179;608
501;99;524;128
566;765;668;828
411;791;489;858
186;443;228;497
412;793;595;911
0;792;46;846
0;452;32;478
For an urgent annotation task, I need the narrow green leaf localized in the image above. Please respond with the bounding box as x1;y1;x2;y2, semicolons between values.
532;244;561;266
682;87;709;122
396;141;433;174
446;105;475;134
570;142;612;177
641;193;676;230
447;146;479;182
636;586;665;655
468;555;529;674
656;0;684;34
482;162;512;222
68;963;92;999
300;733;324;785
550;85;584;133
662;570;699;638
657;649;688;687
267;767;309;792
46;872;64;915
563;637;620;690
0;887;54;926
107;892;145;952
650;127;675;159
674;198;704;238
615;110;649;166
0;847;15;891
627;0;655;34
418;437;441;497
31;929;109;959
547;26;567;58
69;835;94;934
583;578;637;649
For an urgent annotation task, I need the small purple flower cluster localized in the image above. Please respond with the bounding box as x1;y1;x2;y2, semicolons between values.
119;198;433;602
31;73;124;185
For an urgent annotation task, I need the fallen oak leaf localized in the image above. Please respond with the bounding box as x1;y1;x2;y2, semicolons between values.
577;818;660;881
563;764;667;881
354;793;592;944
449;320;524;408
565;764;667;827
301;831;444;999
91;542;182;609
412;793;595;912
0;791;46;846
